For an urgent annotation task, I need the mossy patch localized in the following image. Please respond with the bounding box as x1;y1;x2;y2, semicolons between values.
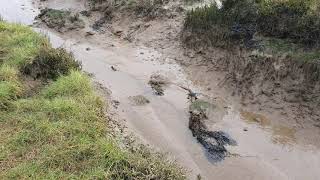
37;8;85;32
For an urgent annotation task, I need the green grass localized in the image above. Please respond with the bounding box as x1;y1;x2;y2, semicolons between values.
263;37;320;62
38;8;85;31
89;0;166;18
184;0;320;47
0;21;185;179
0;22;46;67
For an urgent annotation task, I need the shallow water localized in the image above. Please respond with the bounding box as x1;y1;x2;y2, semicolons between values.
1;1;320;179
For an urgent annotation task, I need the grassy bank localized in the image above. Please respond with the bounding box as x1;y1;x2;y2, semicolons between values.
184;0;320;48
183;0;320;81
0;21;185;179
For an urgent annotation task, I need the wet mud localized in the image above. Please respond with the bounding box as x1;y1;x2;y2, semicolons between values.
2;0;320;179
129;95;150;106
189;99;236;161
148;73;169;96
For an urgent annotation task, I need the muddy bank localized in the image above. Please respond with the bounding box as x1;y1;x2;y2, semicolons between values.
180;0;320;124
181;37;320;123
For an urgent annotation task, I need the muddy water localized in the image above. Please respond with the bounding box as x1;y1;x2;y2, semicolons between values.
1;1;320;180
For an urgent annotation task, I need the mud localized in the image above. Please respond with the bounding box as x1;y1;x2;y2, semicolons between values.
189;99;236;161
129;95;150;106
2;0;320;179
148;73;170;96
37;8;84;32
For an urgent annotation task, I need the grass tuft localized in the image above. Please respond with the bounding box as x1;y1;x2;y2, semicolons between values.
23;46;81;80
41;71;92;99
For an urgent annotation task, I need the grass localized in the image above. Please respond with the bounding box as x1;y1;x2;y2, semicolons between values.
37;9;85;31
0;21;185;179
184;0;320;47
0;22;46;67
183;0;320;83
262;37;320;62
89;0;167;18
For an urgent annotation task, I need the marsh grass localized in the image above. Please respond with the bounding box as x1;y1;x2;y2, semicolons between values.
0;21;185;179
184;0;320;83
37;9;85;31
37;9;71;28
185;0;320;47
263;37;320;62
90;0;167;18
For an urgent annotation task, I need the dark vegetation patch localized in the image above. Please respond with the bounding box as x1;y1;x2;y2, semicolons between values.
148;73;169;96
37;8;85;32
89;0;169;20
184;0;320;48
0;21;185;179
129;95;150;106
189;100;237;161
183;0;320;110
23;46;81;80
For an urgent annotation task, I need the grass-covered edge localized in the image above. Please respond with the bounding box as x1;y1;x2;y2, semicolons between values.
0;20;185;179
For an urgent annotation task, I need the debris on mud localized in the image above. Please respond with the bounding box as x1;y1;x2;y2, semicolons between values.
189;99;237;162
179;85;199;102
80;10;91;17
112;100;120;109
148;74;169;96
85;31;95;36
111;65;118;71
37;8;85;32
92;17;106;31
129;95;150;106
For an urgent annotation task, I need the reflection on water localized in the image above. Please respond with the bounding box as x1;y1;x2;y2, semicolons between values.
0;0;38;25
240;111;296;145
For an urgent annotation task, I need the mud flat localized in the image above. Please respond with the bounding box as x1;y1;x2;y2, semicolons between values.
1;0;320;179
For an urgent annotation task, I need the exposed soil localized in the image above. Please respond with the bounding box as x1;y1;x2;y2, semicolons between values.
3;0;320;179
